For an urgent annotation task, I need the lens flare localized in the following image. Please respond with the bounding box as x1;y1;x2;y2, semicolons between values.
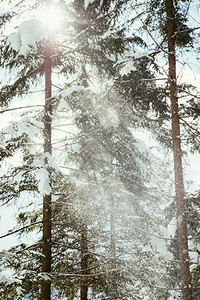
39;3;64;34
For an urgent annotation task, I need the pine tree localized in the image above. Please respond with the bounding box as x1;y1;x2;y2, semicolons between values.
138;0;200;298
165;1;192;297
41;41;53;300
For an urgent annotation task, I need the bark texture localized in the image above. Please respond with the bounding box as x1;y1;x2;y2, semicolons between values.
165;0;192;299
108;198;118;299
41;43;52;300
80;223;88;300
110;198;116;268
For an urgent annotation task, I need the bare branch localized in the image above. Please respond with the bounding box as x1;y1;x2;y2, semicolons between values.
0;105;44;114
0;221;43;239
180;118;200;135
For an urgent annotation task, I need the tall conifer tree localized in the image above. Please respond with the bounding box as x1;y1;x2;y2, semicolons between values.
41;42;53;300
165;1;192;298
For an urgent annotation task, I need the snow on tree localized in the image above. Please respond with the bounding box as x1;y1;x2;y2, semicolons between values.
1;0;199;299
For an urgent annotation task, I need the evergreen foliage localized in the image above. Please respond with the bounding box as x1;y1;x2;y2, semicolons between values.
0;0;199;299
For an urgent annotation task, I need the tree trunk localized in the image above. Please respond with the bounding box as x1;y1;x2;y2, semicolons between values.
165;1;192;299
41;43;52;300
80;223;88;300
110;198;116;268
108;198;118;299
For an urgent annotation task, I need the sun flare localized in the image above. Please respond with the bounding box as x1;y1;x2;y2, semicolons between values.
38;4;64;34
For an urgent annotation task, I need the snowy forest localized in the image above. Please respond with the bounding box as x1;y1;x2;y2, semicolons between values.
0;0;200;299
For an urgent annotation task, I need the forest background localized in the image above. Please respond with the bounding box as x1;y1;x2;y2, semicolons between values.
0;0;200;299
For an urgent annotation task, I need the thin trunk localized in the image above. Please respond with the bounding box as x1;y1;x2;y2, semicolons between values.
109;198;118;299
110;198;116;268
41;43;52;300
80;223;88;300
165;1;192;299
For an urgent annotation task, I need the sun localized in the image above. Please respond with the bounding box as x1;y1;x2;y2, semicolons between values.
38;3;64;34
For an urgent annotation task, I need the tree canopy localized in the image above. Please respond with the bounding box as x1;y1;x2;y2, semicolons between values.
0;0;200;299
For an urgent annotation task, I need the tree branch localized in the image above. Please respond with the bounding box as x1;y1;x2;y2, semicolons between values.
0;221;43;239
0;105;44;114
